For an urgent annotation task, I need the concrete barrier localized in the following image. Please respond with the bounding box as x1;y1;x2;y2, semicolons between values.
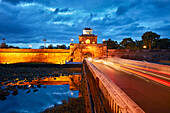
84;59;145;113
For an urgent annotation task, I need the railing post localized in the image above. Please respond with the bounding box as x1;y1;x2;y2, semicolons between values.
96;77;99;88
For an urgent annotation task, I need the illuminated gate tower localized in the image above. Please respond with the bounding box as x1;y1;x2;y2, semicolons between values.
79;28;97;44
69;27;107;62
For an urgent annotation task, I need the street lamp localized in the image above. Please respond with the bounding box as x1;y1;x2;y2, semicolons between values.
71;39;74;43
2;38;5;43
102;39;105;42
143;45;147;49
29;45;32;49
43;39;46;49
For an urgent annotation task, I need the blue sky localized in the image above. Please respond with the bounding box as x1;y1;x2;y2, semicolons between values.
0;0;170;48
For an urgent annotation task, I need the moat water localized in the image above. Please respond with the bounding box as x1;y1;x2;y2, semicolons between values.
0;85;79;113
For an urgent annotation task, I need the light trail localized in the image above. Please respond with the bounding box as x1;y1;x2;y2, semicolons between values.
101;61;170;87
118;64;170;81
123;63;170;76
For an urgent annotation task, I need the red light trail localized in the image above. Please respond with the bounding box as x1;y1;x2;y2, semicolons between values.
104;61;170;87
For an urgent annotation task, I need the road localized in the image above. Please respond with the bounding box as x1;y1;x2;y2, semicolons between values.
92;61;170;113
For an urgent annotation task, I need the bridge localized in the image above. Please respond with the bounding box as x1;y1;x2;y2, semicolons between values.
83;58;170;113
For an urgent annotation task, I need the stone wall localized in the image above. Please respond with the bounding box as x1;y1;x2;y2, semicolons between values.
108;49;170;62
0;49;70;64
70;44;107;62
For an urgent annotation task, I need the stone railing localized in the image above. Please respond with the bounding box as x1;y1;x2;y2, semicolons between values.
84;59;145;113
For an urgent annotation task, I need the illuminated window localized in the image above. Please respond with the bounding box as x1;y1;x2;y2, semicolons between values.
85;39;90;44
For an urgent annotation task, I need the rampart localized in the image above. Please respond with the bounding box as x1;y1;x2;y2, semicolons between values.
0;49;70;64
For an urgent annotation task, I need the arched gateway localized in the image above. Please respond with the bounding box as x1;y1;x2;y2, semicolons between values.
70;28;107;62
84;52;93;58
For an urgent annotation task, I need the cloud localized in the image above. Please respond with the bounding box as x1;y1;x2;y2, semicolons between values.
54;8;59;13
2;0;33;5
60;8;69;12
0;0;169;48
154;25;170;32
116;6;128;16
116;1;140;16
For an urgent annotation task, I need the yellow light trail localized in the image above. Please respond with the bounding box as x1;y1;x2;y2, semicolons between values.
105;61;170;87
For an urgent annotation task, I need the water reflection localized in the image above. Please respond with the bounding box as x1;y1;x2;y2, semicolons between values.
0;85;79;113
0;74;81;101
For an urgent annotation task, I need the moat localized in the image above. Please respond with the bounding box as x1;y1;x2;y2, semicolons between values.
0;64;83;113
0;85;79;112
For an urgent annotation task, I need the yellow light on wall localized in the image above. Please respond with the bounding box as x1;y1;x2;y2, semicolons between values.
85;39;90;44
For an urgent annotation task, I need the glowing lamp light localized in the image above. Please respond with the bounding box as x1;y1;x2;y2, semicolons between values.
92;41;95;44
143;45;147;48
29;45;32;48
88;57;92;61
102;39;105;42
81;41;84;44
85;39;90;44
71;92;74;95
71;39;74;41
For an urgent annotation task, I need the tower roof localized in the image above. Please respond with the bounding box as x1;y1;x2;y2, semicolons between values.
83;27;92;30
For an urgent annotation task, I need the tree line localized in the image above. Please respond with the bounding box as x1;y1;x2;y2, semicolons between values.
1;31;169;49
39;44;70;49
103;31;170;49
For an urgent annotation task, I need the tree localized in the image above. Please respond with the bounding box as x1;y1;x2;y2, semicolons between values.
60;44;67;49
56;45;61;49
103;38;119;49
119;38;134;49
55;44;67;49
48;44;54;49
134;40;143;49
141;31;160;50
39;46;45;49
155;38;170;49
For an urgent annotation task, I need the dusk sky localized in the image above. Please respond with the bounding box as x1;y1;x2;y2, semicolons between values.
0;0;170;48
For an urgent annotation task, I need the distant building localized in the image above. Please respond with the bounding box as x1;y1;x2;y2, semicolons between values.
79;27;98;44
